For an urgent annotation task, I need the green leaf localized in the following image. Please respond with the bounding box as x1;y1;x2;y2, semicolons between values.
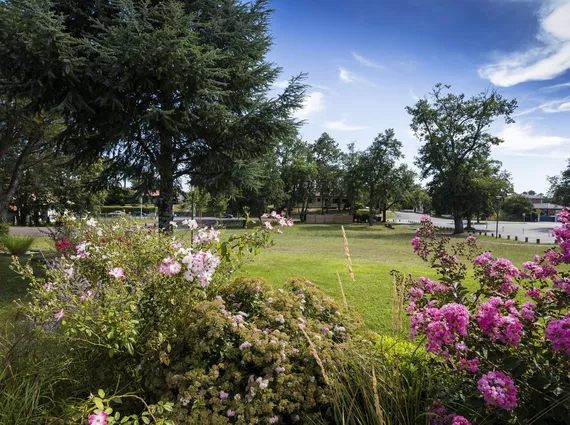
93;397;104;410
98;389;106;398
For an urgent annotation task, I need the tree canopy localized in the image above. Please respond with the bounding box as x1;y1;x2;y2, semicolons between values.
0;0;306;230
407;84;517;233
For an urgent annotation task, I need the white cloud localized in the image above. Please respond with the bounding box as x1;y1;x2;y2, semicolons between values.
294;92;325;120
495;122;570;155
273;80;290;89
338;66;377;87
541;81;570;91
514;95;570;115
479;0;570;86
409;88;420;102
310;83;339;95
352;52;384;69
323;118;369;131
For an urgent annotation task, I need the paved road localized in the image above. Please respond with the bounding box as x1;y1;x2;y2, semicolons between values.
394;211;558;243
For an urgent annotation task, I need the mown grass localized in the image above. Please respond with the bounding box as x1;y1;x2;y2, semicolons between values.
228;223;552;332
0;225;554;332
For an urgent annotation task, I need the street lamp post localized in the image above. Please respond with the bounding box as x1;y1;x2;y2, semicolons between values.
495;196;503;238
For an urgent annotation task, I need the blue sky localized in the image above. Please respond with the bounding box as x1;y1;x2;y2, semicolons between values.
267;0;570;194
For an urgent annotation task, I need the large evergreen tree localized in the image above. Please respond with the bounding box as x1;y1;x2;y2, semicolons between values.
406;84;517;234
0;0;305;230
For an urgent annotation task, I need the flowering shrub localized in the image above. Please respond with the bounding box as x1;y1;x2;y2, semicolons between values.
12;212;367;423
403;214;570;424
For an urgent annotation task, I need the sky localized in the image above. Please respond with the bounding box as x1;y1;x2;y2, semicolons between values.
267;0;570;194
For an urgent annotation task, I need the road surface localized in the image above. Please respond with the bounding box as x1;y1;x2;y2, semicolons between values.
394;211;558;244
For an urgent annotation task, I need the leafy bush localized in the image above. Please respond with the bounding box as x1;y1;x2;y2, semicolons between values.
12;212;371;423
0;224;8;237
402;214;570;424
0;235;35;255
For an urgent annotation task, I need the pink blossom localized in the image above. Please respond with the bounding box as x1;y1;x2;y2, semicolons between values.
525;288;542;299
520;302;536;321
239;341;252;350
264;221;273;230
458;358;479;372
477;371;518;410
227;409;235;417
466;235;476;243
182;250;221;287
192;227;220;244
54;309;65;322
268;416;279;423
452;417;471;425
80;290;93;302
475;297;522;346
107;267;124;279
158;256;182;276
274;366;285;373
220;391;229;400
334;326;346;332
545;317;570;355
553;277;570;294
88;411;108;425
473;252;493;266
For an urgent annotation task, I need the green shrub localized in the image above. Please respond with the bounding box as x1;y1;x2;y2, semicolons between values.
0;235;35;255
0;224;9;237
11;213;371;423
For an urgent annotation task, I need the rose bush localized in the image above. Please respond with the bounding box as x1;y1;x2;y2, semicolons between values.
12;211;368;424
404;214;570;424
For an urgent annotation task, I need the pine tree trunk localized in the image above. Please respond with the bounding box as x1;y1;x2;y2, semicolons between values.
0;206;8;224
453;213;464;234
368;192;375;226
157;132;174;232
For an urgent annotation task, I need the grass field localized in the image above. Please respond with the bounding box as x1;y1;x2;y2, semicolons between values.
228;223;552;332
0;224;556;333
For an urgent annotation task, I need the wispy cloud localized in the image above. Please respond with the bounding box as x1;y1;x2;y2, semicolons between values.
338;67;377;87
495;122;570;156
273;80;290;89
309;83;339;95
514;96;570;115
324;117;369;131
479;0;570;86
541;81;570;91
352;52;384;69
294;92;325;120
409;88;420;102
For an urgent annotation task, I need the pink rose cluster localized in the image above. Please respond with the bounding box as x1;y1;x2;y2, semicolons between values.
477;371;518;410
181;250;221;287
158;255;182;276
410;303;470;354
475;297;522;346
545;316;570;356
192;227;221;244
261;211;294;228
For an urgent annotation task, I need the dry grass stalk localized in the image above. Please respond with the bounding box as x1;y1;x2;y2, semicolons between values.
336;271;348;308
300;327;331;386
341;226;355;282
372;367;385;425
392;273;406;334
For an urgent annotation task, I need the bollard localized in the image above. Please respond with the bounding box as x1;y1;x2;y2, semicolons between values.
499;234;502;238
491;233;494;237
525;237;528;243
537;239;540;244
484;232;487;236
507;235;510;240
515;236;518;241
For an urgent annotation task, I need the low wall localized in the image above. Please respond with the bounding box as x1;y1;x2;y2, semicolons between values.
305;215;353;224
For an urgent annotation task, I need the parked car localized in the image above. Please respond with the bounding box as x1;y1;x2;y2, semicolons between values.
224;213;234;218
131;211;147;217
108;210;125;216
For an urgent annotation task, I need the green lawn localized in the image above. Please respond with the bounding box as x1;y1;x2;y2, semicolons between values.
0;225;555;333
228;223;551;332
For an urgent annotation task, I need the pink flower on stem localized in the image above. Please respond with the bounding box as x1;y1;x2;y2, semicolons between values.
88;411;108;425
545;317;570;355
264;221;273;230
227;409;236;417
477;371;518;410
452;417;471;425
54;309;65;322
158;256;182;276
107;267;124;279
